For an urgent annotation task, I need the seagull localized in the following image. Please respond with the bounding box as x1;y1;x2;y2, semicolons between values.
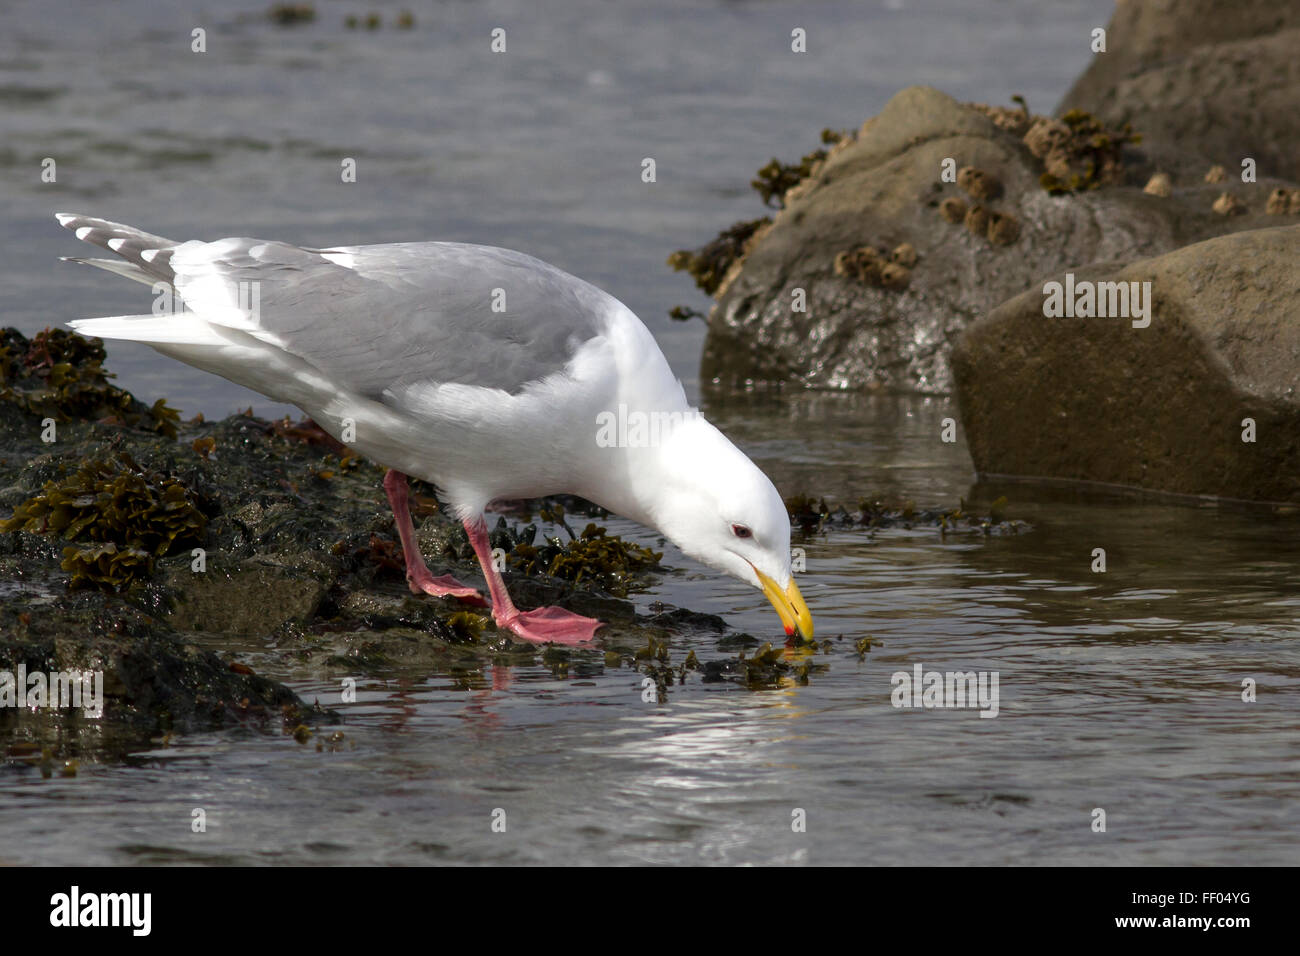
55;213;813;646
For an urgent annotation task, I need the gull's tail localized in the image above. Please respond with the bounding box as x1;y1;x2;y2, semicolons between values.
56;212;226;345
55;212;179;286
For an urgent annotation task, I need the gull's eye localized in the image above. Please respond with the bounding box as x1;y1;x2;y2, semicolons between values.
731;524;752;539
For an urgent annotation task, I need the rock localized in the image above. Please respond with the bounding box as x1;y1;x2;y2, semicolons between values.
951;224;1300;503
699;86;1284;392
0;586;331;738
1058;2;1300;182
162;554;332;635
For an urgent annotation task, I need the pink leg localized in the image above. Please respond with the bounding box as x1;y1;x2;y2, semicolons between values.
383;469;486;606
463;515;603;646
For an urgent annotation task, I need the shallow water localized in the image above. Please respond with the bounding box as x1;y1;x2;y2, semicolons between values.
4;0;1300;866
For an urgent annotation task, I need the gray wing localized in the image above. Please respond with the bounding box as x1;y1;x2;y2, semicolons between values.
57;215;615;398
176;239;615;399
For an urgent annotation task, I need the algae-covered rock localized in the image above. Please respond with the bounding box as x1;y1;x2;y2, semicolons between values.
693;86;1285;393
0;328;179;437
3;453;208;591
951;224;1300;502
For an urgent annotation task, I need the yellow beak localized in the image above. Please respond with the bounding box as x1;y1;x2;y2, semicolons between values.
753;566;814;641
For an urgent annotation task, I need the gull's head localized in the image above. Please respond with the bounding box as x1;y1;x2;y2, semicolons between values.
644;417;813;641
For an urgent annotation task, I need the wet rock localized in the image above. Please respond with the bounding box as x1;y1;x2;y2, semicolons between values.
1058;2;1300;183
161;555;332;635
784;492;1029;536
697;86;1282;392
641;607;728;633
951;224;1300;502
0;589;331;741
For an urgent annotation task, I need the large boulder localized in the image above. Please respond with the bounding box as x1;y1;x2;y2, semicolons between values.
951;224;1300;503
1058;0;1300;183
699;86;1285;393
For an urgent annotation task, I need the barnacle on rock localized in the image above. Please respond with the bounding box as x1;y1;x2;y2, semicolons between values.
1143;172;1173;197
890;242;918;268
967;95;1032;136
834;244;912;290
1027;109;1137;194
879;262;911;290
957;166;1002;201
986;211;1021;246
834;245;881;282
2;453;208;591
1265;187;1295;215
964;204;991;237
1204;165;1228;184
1212;192;1246;216
938;196;968;223
966;98;1137;195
